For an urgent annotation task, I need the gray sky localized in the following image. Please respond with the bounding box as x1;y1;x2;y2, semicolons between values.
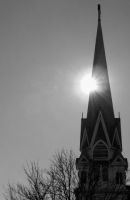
0;0;130;198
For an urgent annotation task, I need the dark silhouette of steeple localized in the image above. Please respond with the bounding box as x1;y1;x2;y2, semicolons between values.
87;4;114;136
79;4;122;150
75;5;128;200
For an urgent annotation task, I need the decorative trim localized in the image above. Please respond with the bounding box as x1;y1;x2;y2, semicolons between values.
80;155;88;163
81;128;89;149
111;155;126;166
112;128;121;149
92;139;109;160
90;111;111;147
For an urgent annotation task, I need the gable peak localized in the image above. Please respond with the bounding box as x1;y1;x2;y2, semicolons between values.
90;111;111;147
112;128;121;149
80;128;89;150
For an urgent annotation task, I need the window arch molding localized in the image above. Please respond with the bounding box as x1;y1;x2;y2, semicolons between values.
93;139;109;160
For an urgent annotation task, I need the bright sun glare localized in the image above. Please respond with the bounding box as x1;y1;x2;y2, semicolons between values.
80;74;98;94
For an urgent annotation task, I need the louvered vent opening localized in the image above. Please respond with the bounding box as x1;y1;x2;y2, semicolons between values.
93;141;108;160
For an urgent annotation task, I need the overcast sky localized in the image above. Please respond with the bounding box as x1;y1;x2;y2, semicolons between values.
0;0;130;198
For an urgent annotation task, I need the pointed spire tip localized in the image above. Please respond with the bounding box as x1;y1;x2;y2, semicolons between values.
98;4;101;22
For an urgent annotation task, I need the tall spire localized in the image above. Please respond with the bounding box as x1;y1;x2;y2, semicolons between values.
87;4;114;133
76;5;127;200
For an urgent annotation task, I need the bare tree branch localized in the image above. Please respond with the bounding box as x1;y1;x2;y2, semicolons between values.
5;149;78;200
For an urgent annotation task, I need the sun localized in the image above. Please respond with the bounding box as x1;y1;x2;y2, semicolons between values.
80;74;98;94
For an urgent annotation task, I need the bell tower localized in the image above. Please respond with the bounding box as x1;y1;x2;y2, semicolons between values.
75;4;128;200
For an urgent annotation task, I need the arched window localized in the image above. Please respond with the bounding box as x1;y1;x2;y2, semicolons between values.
93;141;108;160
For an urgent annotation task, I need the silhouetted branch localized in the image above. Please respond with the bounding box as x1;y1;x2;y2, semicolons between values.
5;149;78;200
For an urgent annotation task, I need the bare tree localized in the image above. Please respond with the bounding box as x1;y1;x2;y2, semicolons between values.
47;149;78;200
5;149;78;200
5;162;50;200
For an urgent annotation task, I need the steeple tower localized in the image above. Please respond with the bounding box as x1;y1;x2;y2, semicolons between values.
75;4;128;200
87;4;115;142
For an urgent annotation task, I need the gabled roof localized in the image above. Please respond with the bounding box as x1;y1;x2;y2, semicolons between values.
80;128;89;150
111;154;128;167
90;112;111;147
80;115;122;151
112;128;122;150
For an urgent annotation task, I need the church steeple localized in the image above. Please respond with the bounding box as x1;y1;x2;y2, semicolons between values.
79;4;122;151
75;5;128;200
87;4;114;135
